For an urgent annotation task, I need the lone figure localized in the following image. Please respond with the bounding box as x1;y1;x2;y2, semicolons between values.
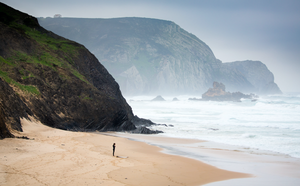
112;143;116;156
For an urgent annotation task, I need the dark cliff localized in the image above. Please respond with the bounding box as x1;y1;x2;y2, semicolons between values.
0;3;139;138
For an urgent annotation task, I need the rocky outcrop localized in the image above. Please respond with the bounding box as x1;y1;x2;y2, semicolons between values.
190;82;256;102
151;95;166;101
260;81;282;95
0;105;14;139
0;3;158;137
130;116;163;134
0;78;33;133
39;17;282;96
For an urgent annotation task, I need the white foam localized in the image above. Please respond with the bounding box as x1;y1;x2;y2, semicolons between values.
127;93;300;158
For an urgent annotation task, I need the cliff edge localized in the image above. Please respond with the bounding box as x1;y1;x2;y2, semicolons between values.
220;61;282;94
0;3;143;138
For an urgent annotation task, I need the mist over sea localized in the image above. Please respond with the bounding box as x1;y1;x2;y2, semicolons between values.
126;93;300;159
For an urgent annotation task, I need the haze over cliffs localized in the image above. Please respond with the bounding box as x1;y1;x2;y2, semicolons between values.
38;17;282;96
0;3;145;138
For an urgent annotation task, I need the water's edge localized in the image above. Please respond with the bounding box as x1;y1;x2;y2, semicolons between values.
109;132;300;186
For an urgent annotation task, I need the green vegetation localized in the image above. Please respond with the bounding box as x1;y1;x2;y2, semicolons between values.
0;56;39;95
6;51;58;69
78;95;93;101
3;49;90;83
0;12;91;96
83;96;93;100
26;29;83;55
0;70;40;95
23;29;90;84
22;74;35;80
71;69;89;84
0;56;15;66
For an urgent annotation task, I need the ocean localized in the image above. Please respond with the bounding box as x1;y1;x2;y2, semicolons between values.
126;93;300;159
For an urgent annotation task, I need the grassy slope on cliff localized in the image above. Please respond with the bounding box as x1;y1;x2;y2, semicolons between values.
0;3;135;138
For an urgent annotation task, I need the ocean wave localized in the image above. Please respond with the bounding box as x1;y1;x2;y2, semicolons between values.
128;94;300;159
241;133;257;138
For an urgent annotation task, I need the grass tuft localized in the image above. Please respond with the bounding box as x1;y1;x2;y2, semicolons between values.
0;70;40;95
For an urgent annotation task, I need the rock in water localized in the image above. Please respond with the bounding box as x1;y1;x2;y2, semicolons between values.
151;95;166;101
201;82;254;102
172;97;179;101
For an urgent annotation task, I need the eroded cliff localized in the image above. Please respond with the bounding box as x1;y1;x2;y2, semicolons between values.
38;17;220;95
0;3;139;138
39;17;282;95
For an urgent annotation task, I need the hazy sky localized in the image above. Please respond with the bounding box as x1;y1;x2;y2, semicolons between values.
2;0;300;92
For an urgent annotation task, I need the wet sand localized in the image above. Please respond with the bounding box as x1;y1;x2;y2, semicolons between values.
114;133;300;186
0;118;249;186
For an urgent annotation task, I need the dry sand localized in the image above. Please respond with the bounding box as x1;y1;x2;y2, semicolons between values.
0;118;250;186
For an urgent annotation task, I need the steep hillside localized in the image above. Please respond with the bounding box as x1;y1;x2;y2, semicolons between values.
39;17;282;95
0;3;141;138
38;17;221;95
222;61;282;94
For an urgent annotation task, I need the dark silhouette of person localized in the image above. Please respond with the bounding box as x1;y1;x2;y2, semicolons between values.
112;143;116;156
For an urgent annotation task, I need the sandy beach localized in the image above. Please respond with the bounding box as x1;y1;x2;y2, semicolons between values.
0;117;250;186
114;133;300;186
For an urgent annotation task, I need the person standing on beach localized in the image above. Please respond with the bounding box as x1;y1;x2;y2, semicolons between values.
112;143;116;156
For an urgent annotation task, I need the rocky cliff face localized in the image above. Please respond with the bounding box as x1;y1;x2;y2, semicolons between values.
38;16;282;96
0;104;14;139
38;17;220;95
220;61;282;94
0;3;141;138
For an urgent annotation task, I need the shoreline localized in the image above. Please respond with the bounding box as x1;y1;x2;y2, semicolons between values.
0;118;249;186
113;133;300;186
